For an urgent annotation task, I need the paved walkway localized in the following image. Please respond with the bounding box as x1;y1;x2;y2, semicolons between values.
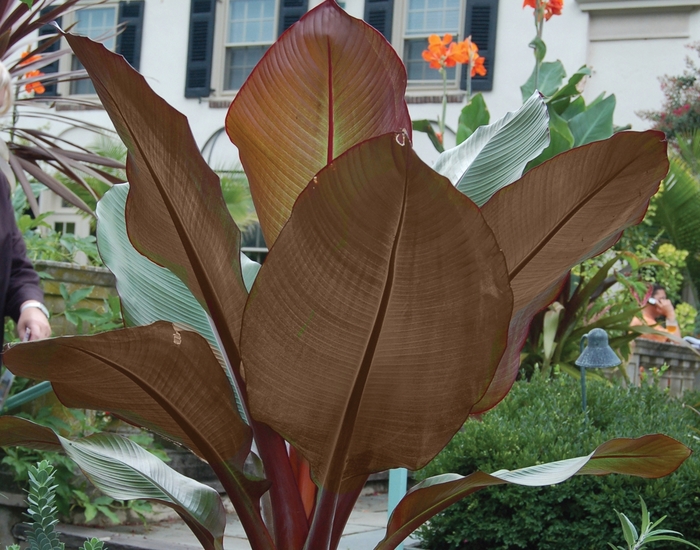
47;492;421;550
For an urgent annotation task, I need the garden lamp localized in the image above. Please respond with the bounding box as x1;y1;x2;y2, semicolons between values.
575;328;620;412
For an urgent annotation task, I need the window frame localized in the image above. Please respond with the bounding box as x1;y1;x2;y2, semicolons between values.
210;0;281;97
391;0;469;92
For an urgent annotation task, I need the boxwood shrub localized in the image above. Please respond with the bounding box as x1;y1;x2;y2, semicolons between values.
416;375;700;550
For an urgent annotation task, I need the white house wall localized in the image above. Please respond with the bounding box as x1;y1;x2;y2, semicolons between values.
28;0;700;212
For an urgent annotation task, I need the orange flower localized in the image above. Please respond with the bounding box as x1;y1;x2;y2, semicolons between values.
24;70;45;94
19;49;41;67
422;34;487;77
20;50;45;94
522;0;564;20
546;0;563;18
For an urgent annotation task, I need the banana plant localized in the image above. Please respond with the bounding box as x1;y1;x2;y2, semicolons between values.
0;3;690;550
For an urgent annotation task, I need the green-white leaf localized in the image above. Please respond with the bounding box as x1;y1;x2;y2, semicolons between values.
617;511;638;547
96;184;260;344
526;107;574;169
569;95;616;146
0;417;225;550
433;92;549;206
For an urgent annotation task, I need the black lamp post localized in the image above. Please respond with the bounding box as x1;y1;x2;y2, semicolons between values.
574;328;621;412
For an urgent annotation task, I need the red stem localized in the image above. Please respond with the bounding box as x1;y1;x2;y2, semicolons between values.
254;422;310;549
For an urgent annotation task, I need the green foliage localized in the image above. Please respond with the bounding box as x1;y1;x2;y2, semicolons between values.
25;460;65;550
79;539;106;550
55;284;122;334
417;376;700;550
12;185;102;267
456;93;490;143
520;251;656;379
1;405;159;524
609;497;699;549
5;460;111;550
642;243;688;303
524;64;617;168
640;43;700;137
676;302;697;336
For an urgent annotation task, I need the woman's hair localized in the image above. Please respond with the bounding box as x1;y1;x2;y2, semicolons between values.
0;60;12;116
652;283;666;296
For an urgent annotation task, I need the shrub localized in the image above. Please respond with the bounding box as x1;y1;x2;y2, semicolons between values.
416;376;700;550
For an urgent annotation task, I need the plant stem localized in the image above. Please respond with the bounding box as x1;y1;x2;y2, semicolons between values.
440;67;447;138
466;37;473;102
304;488;338;550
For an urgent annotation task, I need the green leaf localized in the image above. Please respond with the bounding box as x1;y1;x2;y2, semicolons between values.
456;93;490;144
434;92;549;206
377;435;691;550
19;0;34;7
654;156;700;300
530;36;547;63
521;61;567;101
542;303;562;362
549;65;591;104
226;1;411;246
561;96;586;120
617;511;638;547
526;107;574;169
411;120;444;153
569;95;616;146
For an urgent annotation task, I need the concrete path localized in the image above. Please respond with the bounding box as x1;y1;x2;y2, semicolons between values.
42;492;422;550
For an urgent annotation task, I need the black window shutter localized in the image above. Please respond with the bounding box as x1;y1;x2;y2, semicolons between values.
117;1;145;71
461;0;499;92
278;0;308;36
185;0;216;98
38;8;61;96
363;0;394;41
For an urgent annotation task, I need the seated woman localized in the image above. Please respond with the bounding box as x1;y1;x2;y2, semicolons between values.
631;284;679;342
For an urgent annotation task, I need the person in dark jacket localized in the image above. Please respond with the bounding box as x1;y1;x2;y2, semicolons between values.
1;171;51;354
0;58;50;356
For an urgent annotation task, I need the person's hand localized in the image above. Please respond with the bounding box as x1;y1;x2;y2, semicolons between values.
656;297;677;321
17;302;51;341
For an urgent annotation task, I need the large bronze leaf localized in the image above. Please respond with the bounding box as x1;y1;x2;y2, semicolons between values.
241;133;513;491
473;131;668;413
64;33;247;371
377;434;690;550
226;0;411;246
3;323;265;504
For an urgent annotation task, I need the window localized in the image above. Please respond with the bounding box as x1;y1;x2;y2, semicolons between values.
404;0;461;83
223;0;277;91
70;6;118;95
53;2;144;97
54;222;76;234
185;0;308;98
365;0;499;92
